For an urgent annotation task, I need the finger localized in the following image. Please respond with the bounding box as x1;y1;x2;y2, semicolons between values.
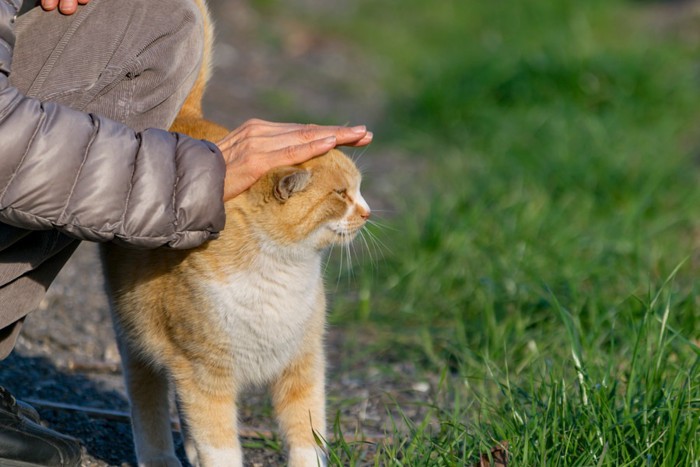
269;125;367;149
58;0;77;14
217;125;338;153
217;122;369;152
77;0;91;3
248;131;333;154
237;119;311;136
240;121;366;141
233;125;361;155
41;0;59;11
216;120;304;151
332;126;371;146
340;131;373;147
266;136;337;168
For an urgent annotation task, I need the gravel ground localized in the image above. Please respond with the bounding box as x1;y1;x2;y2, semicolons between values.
0;1;429;465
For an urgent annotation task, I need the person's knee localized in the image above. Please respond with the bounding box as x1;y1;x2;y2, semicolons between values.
126;0;206;61
112;0;207;129
101;0;206;84
12;0;206;127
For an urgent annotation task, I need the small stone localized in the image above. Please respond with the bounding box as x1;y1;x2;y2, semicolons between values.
411;382;430;393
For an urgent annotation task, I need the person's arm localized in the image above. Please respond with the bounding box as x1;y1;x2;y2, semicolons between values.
0;0;225;249
0;1;373;249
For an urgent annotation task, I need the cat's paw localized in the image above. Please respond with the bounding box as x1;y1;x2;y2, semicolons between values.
288;446;327;467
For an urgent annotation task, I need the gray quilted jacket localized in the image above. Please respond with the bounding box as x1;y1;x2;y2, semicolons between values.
0;0;226;250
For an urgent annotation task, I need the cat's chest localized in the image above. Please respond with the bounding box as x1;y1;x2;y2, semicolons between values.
199;256;322;384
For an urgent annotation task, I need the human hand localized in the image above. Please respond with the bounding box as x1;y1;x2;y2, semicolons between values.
40;0;91;15
217;119;373;201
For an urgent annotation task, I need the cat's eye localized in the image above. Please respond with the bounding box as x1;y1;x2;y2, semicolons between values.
334;188;348;199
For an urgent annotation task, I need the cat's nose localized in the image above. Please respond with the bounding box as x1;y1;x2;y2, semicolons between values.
356;193;371;220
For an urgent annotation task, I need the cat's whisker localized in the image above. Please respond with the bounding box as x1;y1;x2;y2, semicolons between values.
364;209;395;215
363;224;392;257
345;242;355;281
323;243;335;276
335;242;344;287
351;232;361;263
365;228;381;257
347;233;357;270
357;229;376;269
364;228;385;270
350;145;370;166
366;218;396;232
350;150;375;181
335;236;348;289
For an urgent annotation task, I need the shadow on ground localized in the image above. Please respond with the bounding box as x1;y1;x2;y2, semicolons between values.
1;352;166;465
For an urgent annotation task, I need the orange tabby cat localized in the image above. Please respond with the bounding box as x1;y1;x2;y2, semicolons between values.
101;1;370;466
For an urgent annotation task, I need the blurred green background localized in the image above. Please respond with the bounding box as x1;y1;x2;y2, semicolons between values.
205;0;700;464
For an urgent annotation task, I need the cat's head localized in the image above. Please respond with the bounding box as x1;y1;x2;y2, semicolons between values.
243;149;370;250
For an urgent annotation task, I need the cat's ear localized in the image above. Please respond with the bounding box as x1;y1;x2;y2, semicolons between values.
273;168;312;202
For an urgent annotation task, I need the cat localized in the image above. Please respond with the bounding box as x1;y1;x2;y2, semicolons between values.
100;1;370;466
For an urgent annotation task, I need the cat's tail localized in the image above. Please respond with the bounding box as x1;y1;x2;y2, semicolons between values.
169;0;229;141
178;0;215;120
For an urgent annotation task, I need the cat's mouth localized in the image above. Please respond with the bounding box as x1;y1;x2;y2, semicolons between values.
328;227;349;237
327;226;361;240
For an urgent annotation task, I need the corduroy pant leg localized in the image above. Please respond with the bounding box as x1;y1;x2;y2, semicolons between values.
0;0;205;358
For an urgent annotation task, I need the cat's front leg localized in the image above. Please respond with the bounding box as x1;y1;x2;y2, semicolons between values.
172;360;242;467
272;335;327;467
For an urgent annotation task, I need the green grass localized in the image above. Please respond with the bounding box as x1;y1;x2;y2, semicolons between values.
273;0;700;464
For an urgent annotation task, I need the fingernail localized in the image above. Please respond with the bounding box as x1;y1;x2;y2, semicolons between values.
351;125;366;134
59;0;75;12
323;136;337;145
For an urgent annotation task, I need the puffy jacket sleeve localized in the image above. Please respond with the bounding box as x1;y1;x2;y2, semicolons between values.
0;0;226;249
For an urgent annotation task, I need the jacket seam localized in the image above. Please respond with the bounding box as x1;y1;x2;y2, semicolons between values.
0;90;22;123
172;133;180;230
0;41;11;60
118;132;140;236
57;114;99;224
172;174;180;230
0;108;46;205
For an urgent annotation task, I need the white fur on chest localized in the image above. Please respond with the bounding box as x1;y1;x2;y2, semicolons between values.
200;251;322;386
